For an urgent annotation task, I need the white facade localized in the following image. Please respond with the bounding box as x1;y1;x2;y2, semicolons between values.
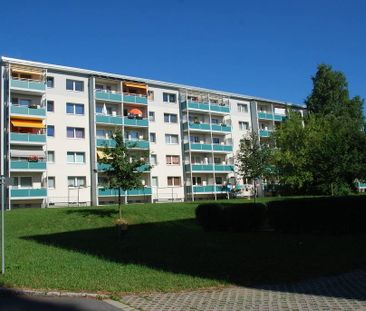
0;57;304;208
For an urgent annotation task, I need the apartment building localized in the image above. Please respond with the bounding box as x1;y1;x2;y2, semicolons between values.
0;57;304;208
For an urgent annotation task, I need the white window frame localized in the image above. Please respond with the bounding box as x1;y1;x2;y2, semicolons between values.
48;177;56;189
67;152;86;164
67;176;86;188
165;134;179;144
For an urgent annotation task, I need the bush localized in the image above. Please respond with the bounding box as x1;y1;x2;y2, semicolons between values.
195;203;267;232
267;196;366;234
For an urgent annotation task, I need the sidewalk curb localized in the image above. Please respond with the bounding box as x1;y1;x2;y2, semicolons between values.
0;287;109;299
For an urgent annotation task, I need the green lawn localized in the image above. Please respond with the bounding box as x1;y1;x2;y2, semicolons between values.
0;198;366;294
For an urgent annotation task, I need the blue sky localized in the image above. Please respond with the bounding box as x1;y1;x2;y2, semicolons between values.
1;0;365;110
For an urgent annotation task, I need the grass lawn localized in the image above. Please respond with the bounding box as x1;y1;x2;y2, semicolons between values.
0;198;366;294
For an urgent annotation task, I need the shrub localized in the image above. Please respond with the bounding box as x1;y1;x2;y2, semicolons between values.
195;203;267;232
267;196;366;234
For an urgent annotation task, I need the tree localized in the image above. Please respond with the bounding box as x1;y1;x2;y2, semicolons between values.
274;64;366;195
100;129;150;219
236;132;273;197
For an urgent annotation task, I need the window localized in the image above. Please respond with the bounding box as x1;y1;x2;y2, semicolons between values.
151;176;159;187
12;176;32;188
148;90;154;101
19;99;32;107
47;151;55;163
149;132;156;143
150;154;157;165
192;177;202;185
166;155;180;165
48;177;55;189
216;177;223;184
239;121;249;130
67;127;85;139
211;118;219;124
47;100;54;112
66;103;84;115
67;152;85;164
66;79;84;91
68;176;86;187
165;134;179;144
237;103;248;113
149;111;155;122
167;176;181;186
46;77;54;88
190;136;200;143
47;125;55;137
164;113;178;123
212;137;220;144
163;92;176;103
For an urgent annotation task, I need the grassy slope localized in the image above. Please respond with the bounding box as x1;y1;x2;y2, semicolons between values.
0;199;365;294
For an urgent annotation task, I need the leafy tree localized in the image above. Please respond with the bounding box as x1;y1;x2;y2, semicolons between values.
236;132;273;196
100;129;150;219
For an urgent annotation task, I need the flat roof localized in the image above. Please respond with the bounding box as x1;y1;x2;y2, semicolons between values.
1;56;305;108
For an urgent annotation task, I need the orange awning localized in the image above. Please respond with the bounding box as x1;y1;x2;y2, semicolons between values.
123;82;146;89
129;108;142;115
11;119;44;129
11;67;43;76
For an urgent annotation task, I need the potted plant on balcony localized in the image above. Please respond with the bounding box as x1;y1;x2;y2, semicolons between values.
100;130;151;237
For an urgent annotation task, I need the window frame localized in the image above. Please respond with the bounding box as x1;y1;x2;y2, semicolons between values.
47;151;55;163
166;155;180;165
67;151;86;164
47;125;55;137
47;100;54;112
167;176;181;187
165;134;179;144
48;177;56;189
66;102;85;115
66;127;85;139
66;79;84;92
164;113;178;123
67;176;86;188
46;77;54;88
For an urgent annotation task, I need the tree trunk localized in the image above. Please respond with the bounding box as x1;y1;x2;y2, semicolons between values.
118;188;122;219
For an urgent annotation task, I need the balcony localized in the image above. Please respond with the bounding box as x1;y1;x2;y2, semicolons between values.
98;187;152;196
187;185;228;193
185;164;234;172
259;130;273;138
10;161;46;171
95;90;122;102
97;163;150;172
11;105;46;118
96;138;116;148
184;143;233;152
258;112;286;122
123;94;148;105
183;122;232;133
123;117;148;127
211;124;231;132
10;133;46;144
10;78;45;93
10;188;47;198
125;140;149;149
96;114;123;125
181;101;230;114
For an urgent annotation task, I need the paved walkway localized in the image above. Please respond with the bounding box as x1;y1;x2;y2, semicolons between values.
120;269;366;311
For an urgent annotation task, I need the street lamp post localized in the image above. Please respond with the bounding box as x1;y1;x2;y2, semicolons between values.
1;175;6;274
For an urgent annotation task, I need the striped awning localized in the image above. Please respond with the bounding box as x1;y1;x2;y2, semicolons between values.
10;150;46;158
123;81;146;89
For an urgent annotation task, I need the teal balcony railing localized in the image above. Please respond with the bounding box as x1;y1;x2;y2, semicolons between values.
259;130;273;138
95;90;122;102
123;94;148;105
10;133;46;144
98;187;152;196
96;114;123;125
10;161;46;170
183;122;232;133
184;143;233;152
11;79;45;92
97;163;150;172
96;138;116;148
125;140;149;149
11;105;46;117
188;185;227;193
184;164;234;172
211;124;231;132
274;114;286;121
11;188;47;198
258;112;286;122
182;101;230;113
123;118;148;127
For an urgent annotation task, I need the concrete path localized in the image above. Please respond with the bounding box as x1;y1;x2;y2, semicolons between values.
121;269;366;311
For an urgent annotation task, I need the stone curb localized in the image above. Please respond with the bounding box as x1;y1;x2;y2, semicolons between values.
0;287;109;299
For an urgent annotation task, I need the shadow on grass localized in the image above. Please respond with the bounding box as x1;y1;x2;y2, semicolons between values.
65;208;118;218
23;219;366;300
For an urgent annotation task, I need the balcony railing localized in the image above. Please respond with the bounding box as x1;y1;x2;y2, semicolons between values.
10;78;45;92
184;122;232;133
97;163;150;172
10;188;47;198
184;164;234;172
10;161;47;170
187;185;228;193
95;90;123;102
123;117;148;127
123;93;148;105
181;101;230;114
98;187;152;196
95;114;123;125
10;133;46;144
258;112;286;122
96;138;149;149
10;105;46;117
259;130;273;137
184;143;233;152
